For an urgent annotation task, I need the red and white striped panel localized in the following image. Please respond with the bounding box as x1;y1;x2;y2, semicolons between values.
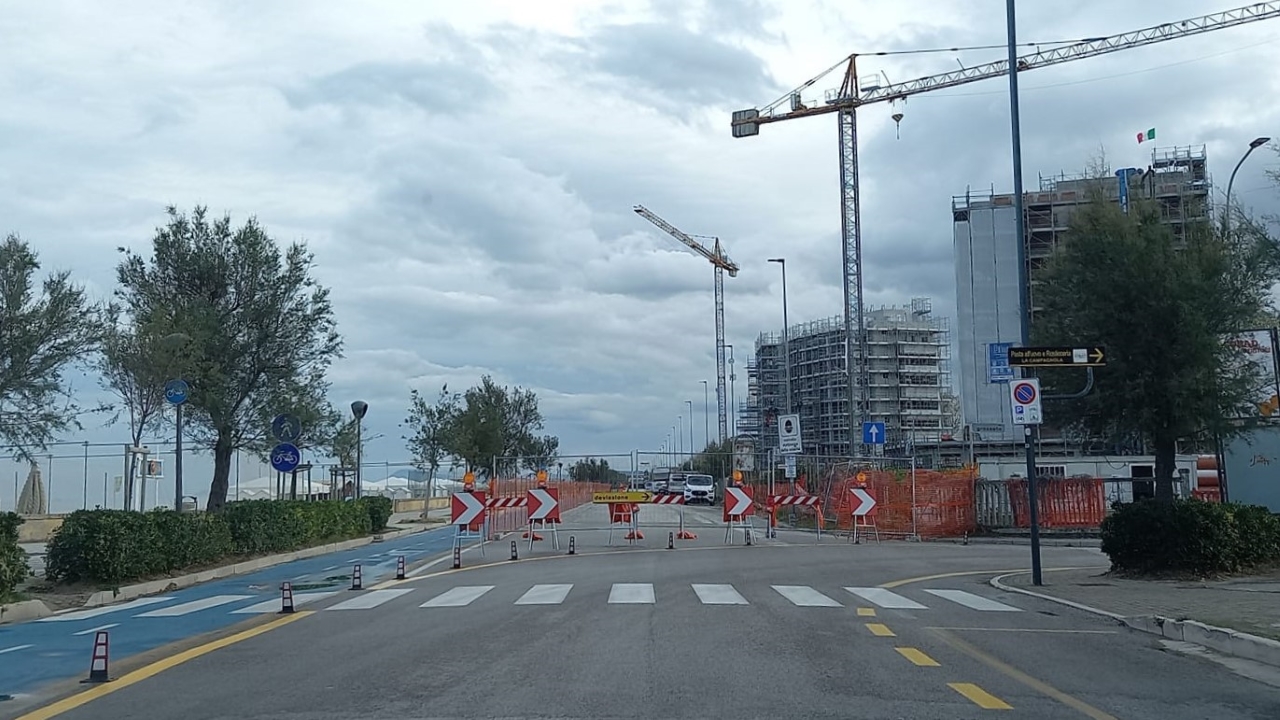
768;495;821;507
649;495;685;505
486;497;528;508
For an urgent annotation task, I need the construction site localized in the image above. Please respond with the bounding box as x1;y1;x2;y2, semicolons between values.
740;298;954;458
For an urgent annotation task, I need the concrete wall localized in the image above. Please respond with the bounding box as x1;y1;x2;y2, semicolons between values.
17;514;64;543
391;497;448;514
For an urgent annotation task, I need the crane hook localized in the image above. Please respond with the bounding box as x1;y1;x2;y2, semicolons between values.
891;112;904;139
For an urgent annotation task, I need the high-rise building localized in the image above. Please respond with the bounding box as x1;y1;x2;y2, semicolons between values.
952;145;1211;441
740;299;954;457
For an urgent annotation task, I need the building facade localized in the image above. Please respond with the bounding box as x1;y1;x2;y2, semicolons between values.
740;299;954;458
952;145;1211;442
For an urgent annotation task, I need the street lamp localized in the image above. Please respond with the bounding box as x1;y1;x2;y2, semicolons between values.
699;381;710;451
1225;137;1271;232
685;400;694;458
767;258;793;415
350;400;368;499
726;345;736;437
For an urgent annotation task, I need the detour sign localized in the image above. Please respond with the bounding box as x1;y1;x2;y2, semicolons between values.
593;491;652;504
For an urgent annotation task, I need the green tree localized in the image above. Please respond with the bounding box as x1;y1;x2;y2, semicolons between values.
680;439;733;475
568;457;625;483
444;375;556;478
1033;198;1280;501
404;385;460;500
0;236;101;458
115;207;342;512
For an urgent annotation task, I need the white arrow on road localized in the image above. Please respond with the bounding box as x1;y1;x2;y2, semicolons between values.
452;492;485;525
725;487;752;516
850;488;877;516
528;488;558;520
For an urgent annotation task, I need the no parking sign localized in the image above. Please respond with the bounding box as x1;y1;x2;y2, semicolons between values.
1010;379;1042;426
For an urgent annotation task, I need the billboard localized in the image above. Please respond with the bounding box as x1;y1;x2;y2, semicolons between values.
1224;329;1280;418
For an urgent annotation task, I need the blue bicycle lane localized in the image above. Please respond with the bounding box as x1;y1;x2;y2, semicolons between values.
0;525;458;698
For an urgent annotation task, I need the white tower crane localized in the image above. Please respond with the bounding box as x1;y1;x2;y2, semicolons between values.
730;2;1280;453
634;205;739;445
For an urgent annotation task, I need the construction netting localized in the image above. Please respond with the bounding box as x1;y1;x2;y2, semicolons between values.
486;475;611;536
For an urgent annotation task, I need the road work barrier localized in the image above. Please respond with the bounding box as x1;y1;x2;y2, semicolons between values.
723;486;756;544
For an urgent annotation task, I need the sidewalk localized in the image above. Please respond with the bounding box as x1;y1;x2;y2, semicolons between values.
1001;566;1280;642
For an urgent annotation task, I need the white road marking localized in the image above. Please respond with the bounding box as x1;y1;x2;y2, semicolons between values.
136;595;254;617
73;623;120;636
608;583;655;604
0;644;33;654
327;588;414;610
844;587;928;610
232;591;338;614
692;584;749;605
923;589;1022;612
515;584;574;605
420;586;495;607
38;597;174;622
772;585;842;607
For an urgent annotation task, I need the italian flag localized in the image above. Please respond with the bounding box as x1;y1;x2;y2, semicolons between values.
1136;128;1155;144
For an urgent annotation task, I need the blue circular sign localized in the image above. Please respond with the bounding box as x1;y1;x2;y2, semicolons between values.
164;379;189;405
1013;382;1037;405
271;414;302;443
270;443;301;473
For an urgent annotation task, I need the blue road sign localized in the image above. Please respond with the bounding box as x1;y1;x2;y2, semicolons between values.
164;379;189;405
1013;382;1038;405
270;442;301;473
862;421;886;446
271;414;303;443
988;343;1015;384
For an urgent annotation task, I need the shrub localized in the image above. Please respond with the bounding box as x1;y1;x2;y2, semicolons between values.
1;512;29;600
1101;499;1280;575
358;496;394;531
47;499;377;585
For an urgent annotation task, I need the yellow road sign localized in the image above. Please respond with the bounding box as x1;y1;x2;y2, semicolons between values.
593;491;652;504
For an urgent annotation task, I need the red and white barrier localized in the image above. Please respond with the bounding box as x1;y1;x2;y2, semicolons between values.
487;497;528;509
649;495;684;505
768;495;821;507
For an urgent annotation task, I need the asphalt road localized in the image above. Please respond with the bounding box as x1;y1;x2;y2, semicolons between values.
10;508;1280;720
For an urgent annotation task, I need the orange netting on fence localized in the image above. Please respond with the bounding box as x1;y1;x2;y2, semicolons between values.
824;466;978;538
485;478;610;535
1006;477;1106;529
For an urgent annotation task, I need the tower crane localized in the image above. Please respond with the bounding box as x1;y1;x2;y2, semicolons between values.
633;205;739;445
730;2;1280;453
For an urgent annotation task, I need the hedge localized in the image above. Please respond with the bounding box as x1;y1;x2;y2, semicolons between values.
46;497;393;585
1;512;29;600
1100;499;1280;575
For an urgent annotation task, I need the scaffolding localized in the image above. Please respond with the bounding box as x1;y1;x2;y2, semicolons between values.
741;298;953;457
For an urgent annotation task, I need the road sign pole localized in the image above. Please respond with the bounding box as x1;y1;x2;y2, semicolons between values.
174;401;183;511
1024;425;1043;586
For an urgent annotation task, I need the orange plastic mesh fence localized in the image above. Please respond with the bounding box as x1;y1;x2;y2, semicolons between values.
822;466;978;538
485;478;611;534
1006;477;1106;529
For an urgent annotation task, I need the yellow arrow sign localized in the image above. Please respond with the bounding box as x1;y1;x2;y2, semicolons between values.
593;491;652;504
1090;347;1105;364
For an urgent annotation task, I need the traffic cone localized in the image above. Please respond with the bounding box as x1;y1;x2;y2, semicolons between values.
280;581;295;614
396;555;406;580
351;563;363;591
83;630;110;683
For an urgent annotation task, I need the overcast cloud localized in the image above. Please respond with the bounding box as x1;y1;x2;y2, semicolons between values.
3;0;1279;510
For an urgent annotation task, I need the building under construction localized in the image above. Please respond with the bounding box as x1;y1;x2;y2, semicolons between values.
741;298;954;457
953;145;1212;442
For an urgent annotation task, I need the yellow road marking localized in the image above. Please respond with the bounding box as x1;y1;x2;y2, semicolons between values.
857;607;876;617
17;611;313;720
895;647;940;667
866;623;896;637
933;629;1119;719
948;682;1013;710
879;566;1104;589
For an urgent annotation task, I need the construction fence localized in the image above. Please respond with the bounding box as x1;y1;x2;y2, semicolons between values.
674;452;1122;537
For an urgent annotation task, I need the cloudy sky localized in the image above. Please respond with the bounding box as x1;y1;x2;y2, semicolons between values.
3;0;1279;510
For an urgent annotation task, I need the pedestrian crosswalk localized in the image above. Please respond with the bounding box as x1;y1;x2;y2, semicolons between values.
33;583;1023;629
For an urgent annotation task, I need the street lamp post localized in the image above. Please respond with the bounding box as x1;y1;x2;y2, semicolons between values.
726;345;736;437
767;259;793;415
351;401;368;500
686;400;694;458
160;332;192;512
1226;137;1271;232
699;381;710;450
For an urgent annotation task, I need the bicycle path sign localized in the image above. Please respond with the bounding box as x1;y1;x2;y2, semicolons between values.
271;442;301;473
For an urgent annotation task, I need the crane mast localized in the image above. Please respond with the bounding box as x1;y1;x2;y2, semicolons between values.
633;205;739;445
731;2;1280;454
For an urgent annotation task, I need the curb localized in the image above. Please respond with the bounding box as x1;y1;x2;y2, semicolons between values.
0;598;53;625
991;571;1280;669
80;523;440;608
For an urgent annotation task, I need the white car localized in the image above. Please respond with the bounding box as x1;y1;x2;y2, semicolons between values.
683;474;716;505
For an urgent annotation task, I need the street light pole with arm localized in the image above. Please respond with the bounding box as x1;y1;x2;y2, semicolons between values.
700;380;710;451
767;259;793;415
1226;137;1271;232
